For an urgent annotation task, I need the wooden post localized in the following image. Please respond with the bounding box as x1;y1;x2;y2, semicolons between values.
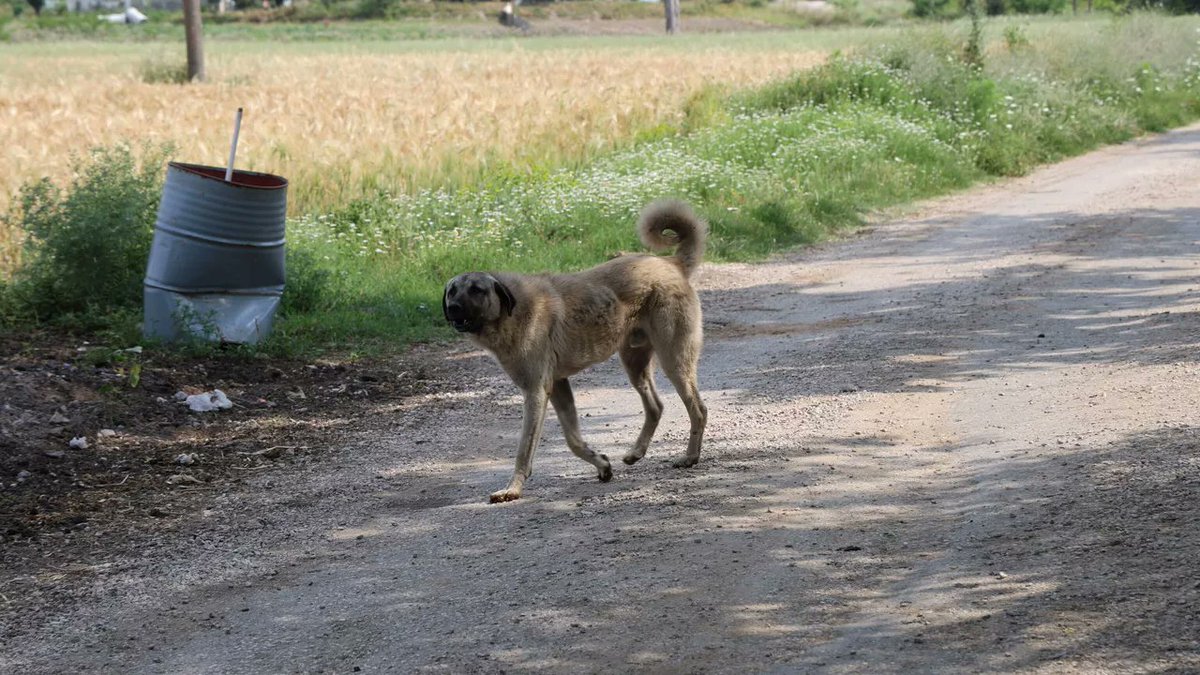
183;0;205;83
664;0;679;34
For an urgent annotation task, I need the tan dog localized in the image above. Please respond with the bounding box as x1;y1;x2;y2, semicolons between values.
443;200;709;503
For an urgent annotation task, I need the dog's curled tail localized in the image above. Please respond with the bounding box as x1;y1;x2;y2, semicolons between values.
637;199;708;278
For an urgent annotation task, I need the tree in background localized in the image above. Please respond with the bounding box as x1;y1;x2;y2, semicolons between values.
183;0;205;82
964;0;983;67
664;0;680;33
26;0;42;16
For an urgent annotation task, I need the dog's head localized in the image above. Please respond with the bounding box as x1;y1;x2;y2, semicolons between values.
442;272;517;334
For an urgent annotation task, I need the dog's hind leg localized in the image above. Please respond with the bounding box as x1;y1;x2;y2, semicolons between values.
619;342;663;466
490;386;550;503
655;330;707;469
550;379;613;482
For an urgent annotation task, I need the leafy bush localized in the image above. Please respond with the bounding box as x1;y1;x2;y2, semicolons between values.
2;144;169;328
1003;23;1031;49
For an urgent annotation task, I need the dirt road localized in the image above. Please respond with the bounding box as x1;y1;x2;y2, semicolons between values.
4;126;1200;673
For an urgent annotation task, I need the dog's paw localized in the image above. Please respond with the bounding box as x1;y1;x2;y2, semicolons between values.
489;488;522;503
671;455;699;469
622;452;643;466
597;454;613;482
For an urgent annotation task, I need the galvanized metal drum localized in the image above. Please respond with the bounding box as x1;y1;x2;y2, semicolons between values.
143;162;288;344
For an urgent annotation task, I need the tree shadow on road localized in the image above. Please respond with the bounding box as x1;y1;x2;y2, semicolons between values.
697;206;1200;406
118;422;1196;672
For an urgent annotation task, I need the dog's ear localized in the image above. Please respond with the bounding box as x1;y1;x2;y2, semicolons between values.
493;278;516;317
442;282;452;321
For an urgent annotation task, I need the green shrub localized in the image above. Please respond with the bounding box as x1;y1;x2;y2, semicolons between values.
1003;24;1031;49
2;144;169;328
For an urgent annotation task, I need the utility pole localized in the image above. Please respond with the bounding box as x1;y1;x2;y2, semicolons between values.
183;0;205;82
664;0;679;34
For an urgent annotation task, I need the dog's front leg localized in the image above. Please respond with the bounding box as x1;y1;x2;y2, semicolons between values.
490;385;549;503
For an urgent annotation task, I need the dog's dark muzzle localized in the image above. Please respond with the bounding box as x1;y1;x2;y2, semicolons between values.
445;304;481;333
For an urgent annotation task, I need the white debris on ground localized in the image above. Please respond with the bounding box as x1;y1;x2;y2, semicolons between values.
180;390;234;413
68;437;88;450
175;453;197;466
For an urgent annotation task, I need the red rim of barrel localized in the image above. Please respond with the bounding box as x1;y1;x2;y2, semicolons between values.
169;161;288;189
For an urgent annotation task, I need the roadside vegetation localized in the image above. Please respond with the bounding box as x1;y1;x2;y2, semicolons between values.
276;14;1200;351
2;13;1199;356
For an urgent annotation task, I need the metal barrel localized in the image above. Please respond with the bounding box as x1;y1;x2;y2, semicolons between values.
143;162;289;344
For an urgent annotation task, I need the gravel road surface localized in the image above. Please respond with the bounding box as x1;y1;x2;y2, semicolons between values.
4;126;1199;674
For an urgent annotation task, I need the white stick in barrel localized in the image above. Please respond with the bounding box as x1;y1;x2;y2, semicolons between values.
225;107;244;182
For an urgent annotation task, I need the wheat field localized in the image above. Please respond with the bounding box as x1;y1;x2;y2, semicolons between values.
0;36;828;272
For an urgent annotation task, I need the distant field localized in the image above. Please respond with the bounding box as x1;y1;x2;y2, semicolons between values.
0;32;848;265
